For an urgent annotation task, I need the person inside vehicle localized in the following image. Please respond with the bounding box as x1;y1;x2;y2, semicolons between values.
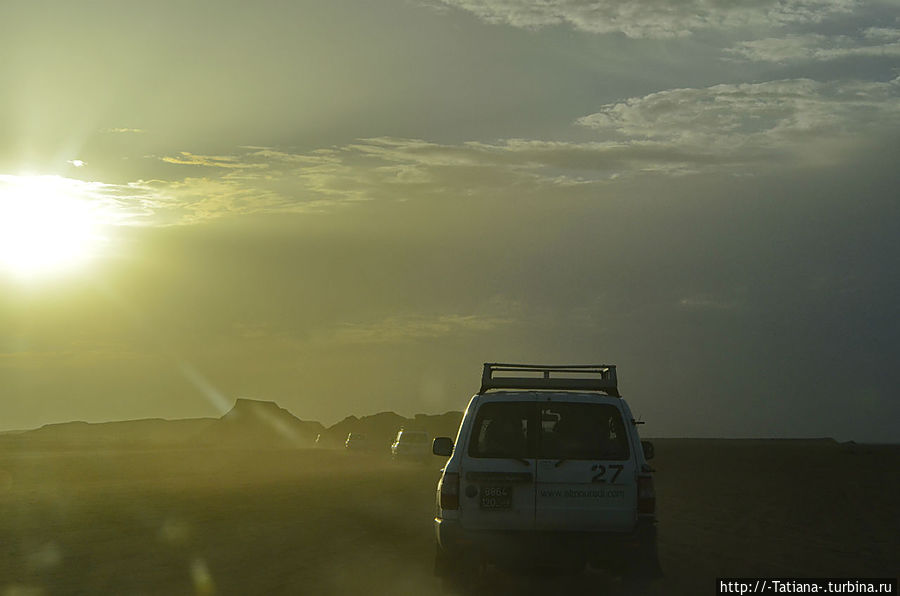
598;414;628;459
483;415;526;457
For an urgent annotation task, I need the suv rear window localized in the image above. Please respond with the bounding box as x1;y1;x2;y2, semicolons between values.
468;401;629;460
469;402;532;459
539;402;629;460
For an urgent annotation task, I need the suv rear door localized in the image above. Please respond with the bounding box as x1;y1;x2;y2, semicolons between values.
534;400;636;531
459;400;536;531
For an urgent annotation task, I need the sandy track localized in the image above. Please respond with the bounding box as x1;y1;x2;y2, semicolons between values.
0;441;896;595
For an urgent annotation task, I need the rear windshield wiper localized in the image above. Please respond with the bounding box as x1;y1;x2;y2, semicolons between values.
483;452;531;466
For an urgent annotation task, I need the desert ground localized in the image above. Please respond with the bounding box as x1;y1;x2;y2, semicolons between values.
0;439;896;595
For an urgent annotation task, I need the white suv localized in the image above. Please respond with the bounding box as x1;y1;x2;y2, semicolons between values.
432;363;660;585
391;429;430;460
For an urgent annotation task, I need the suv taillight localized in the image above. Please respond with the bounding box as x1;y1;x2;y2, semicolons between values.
637;475;655;515
439;472;459;510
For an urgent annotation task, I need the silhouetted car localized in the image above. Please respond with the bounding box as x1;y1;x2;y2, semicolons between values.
432;363;660;589
391;429;430;460
344;432;368;450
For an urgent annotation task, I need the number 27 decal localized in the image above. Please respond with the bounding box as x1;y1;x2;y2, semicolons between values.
591;464;623;484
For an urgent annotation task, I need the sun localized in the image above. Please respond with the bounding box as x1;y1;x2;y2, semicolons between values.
0;175;106;278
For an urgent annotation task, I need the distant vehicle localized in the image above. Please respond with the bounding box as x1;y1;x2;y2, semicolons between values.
344;433;368;450
391;429;430;460
432;363;660;589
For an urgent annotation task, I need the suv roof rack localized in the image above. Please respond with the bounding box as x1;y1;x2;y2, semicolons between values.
480;363;619;396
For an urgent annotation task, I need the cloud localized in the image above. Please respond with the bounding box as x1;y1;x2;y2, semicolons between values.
433;0;860;38
160;151;268;169
319;312;515;345
119;176;308;225
726;28;900;63
75;77;899;225
576;78;900;167
103;128;146;134
335;78;900;179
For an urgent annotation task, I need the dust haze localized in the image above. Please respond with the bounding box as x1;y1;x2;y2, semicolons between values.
1;400;896;594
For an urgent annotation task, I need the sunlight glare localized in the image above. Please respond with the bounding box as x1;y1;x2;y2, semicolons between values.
0;175;106;278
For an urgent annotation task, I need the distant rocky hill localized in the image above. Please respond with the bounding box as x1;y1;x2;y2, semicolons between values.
193;398;324;448
2;417;215;449
0;399;462;452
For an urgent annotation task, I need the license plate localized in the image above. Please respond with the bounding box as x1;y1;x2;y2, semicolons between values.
479;485;512;509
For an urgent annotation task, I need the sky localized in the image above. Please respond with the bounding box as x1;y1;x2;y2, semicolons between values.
1;0;898;441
